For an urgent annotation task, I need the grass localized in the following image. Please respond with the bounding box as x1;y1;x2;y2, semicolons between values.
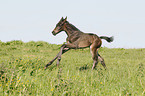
0;40;145;96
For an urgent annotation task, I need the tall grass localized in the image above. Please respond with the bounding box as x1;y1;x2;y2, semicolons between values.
0;40;145;95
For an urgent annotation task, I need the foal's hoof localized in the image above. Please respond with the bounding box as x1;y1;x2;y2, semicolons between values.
45;62;52;69
44;67;47;70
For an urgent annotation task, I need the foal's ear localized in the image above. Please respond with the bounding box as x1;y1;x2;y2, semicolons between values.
60;17;64;21
64;16;67;21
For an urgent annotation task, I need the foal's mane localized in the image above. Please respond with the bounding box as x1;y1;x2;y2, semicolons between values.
65;21;80;31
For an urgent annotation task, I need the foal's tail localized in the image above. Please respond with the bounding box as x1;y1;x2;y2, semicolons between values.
100;36;114;43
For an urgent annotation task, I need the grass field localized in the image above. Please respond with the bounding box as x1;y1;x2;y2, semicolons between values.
0;40;145;96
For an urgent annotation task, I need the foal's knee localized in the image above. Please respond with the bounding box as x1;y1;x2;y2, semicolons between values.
58;56;61;61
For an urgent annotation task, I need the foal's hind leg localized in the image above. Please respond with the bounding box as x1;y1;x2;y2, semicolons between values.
90;45;98;69
97;52;107;70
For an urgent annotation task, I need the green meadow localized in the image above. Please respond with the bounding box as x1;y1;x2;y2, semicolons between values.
0;40;145;96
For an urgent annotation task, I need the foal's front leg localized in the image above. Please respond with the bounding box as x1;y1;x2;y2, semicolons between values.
56;43;78;66
56;45;68;66
45;44;69;69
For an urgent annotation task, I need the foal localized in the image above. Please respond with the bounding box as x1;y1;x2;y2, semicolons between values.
45;17;114;69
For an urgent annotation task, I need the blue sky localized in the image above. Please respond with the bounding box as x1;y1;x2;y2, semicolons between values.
0;0;145;48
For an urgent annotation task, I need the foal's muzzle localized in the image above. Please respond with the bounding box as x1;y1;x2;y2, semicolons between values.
52;31;56;36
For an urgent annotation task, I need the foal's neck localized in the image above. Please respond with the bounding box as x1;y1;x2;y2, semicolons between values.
64;21;81;37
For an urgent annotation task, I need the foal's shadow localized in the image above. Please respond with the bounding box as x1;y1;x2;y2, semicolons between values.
76;64;106;71
76;64;89;71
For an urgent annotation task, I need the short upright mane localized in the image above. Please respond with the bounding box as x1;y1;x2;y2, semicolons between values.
65;21;80;31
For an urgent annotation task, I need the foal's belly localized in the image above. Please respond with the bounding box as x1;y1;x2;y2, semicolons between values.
77;34;97;48
78;40;91;48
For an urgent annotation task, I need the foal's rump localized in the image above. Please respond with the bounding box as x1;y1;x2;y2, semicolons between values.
72;33;113;48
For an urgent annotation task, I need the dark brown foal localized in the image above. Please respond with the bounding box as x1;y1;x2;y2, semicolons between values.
45;17;114;70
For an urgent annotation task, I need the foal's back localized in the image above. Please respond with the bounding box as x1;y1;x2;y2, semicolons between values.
72;32;101;48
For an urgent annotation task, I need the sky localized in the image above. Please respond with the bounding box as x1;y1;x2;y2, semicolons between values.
0;0;145;48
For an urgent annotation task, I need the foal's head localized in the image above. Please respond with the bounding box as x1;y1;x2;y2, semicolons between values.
52;17;67;36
